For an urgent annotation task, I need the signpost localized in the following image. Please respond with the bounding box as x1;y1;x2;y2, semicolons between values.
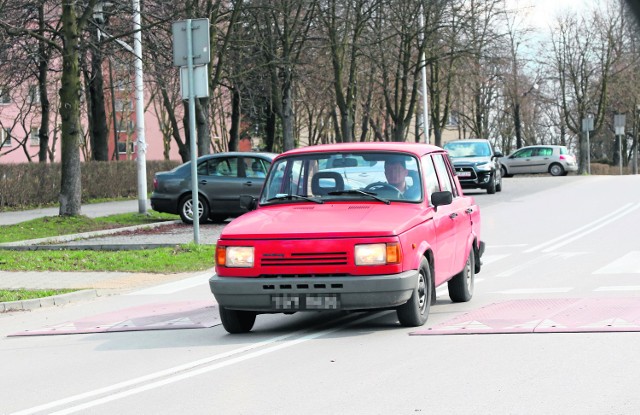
614;114;626;175
172;18;210;244
582;115;594;175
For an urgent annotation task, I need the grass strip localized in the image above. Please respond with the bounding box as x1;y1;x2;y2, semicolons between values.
0;289;78;302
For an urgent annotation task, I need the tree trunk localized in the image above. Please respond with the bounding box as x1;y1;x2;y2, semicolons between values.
37;4;50;163
196;97;210;155
88;25;109;161
229;87;240;152
282;72;295;151
59;1;83;216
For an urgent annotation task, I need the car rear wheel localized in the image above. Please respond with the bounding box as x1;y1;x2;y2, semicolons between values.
219;306;257;334
397;258;432;327
179;194;209;224
549;163;565;176
448;248;475;302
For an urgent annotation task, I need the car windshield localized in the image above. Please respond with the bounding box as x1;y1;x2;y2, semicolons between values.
444;142;491;158
260;152;422;204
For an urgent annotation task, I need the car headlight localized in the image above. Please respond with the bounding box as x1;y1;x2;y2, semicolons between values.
217;246;254;268
475;162;492;171
355;243;402;265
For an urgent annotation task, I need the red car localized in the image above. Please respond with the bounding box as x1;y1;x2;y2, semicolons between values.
210;142;484;333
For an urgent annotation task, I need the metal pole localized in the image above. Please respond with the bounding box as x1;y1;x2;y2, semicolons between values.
133;0;147;214
419;10;429;144
587;131;591;175
187;19;200;244
619;134;623;175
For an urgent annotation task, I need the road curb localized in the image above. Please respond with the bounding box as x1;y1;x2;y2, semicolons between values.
0;289;99;313
0;220;182;249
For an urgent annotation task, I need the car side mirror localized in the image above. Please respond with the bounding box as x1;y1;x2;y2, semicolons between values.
431;191;452;209
239;195;257;211
493;151;504;158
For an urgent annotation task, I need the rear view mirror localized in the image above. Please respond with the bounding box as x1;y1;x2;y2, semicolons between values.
493;151;504;158
431;191;452;208
239;195;257;211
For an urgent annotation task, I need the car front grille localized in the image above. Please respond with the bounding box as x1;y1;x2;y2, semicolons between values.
260;252;349;267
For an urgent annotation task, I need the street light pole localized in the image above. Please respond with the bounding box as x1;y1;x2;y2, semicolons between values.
133;0;147;214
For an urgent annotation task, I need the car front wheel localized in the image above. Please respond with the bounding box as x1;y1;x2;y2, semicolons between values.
179;194;209;224
219;306;257;334
397;258;432;327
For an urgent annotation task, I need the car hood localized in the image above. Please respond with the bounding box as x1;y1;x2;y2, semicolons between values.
451;156;492;166
219;203;430;240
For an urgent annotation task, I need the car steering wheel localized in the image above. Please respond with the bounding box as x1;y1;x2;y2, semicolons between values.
364;182;403;198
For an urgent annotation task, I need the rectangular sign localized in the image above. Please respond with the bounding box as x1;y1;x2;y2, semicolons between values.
172;18;211;67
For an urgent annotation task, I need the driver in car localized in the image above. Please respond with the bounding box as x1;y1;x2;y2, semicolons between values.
383;157;420;200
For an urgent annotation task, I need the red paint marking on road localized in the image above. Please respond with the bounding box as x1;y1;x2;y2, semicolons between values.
8;301;219;337
411;297;640;335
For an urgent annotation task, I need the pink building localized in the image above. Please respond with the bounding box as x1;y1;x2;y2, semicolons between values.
0;79;182;164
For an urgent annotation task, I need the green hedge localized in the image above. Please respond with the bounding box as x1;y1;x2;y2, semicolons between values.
0;160;180;211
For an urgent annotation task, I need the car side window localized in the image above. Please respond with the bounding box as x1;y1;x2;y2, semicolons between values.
245;157;268;178
422;156;440;197
209;158;238;177
513;148;533;158
537;147;553;157
432;154;455;194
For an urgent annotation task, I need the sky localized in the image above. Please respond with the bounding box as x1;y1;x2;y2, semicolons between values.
511;0;598;29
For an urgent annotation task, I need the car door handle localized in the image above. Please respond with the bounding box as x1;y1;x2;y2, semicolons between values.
465;208;473;214
449;213;458;219
243;181;253;186
199;180;207;185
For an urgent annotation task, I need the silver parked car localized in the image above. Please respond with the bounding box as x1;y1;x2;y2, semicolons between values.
499;145;578;177
151;152;278;224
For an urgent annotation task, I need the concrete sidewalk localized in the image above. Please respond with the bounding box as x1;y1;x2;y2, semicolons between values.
0;200;146;225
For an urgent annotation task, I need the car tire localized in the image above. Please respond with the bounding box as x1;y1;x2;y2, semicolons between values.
500;165;512;178
486;174;497;194
549;163;565;176
179;194;209;224
495;170;502;192
219;306;257;334
397;258;432;327
448;248;475;302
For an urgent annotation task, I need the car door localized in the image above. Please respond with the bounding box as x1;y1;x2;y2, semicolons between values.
240;156;270;200
430;153;469;283
198;156;246;216
506;147;535;174
529;147;554;173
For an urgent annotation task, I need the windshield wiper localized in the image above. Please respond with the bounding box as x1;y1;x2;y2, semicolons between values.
327;189;390;205
266;194;324;204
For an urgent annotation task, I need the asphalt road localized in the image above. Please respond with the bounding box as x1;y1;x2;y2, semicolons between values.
2;174;640;415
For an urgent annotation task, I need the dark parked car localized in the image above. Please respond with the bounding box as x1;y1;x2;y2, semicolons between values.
443;139;503;194
151;152;278;224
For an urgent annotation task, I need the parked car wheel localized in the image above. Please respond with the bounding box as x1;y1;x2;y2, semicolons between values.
496;174;503;192
179;194;209;224
486;174;497;194
500;165;512;178
549;163;565;176
397;258;431;327
219;305;257;334
448;248;475;302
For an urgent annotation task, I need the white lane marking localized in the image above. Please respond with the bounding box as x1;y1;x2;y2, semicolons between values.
594;286;640;292
485;244;528;249
12;311;390;415
127;271;213;296
593;252;640;274
481;254;510;266
493;287;573;294
524;203;640;253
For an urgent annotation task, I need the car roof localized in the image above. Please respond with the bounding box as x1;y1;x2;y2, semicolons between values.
197;152;279;161
444;138;490;144
277;142;444;159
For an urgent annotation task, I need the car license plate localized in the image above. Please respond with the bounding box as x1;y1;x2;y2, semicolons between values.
271;294;340;310
457;171;471;177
